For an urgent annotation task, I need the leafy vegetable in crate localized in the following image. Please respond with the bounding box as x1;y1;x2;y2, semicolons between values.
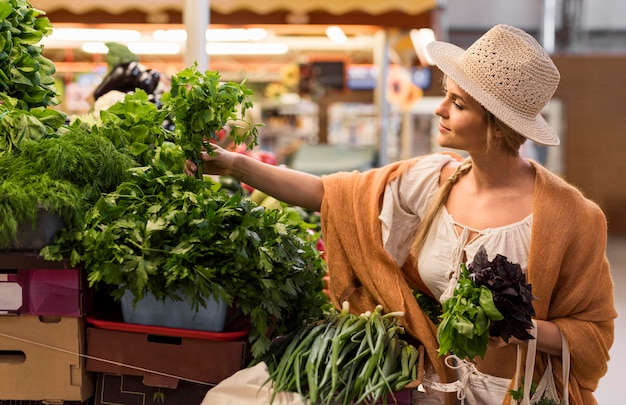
258;302;422;405
63;165;327;359
437;245;535;361
161;63;263;178
0;130;136;249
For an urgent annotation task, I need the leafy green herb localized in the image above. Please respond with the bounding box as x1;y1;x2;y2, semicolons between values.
52;166;327;359
79;90;176;168
437;263;503;361
0;130;135;248
437;246;536;361
469;245;536;342
0;102;66;156
0;0;60;110
509;379;559;405
161;63;262;178
413;289;442;325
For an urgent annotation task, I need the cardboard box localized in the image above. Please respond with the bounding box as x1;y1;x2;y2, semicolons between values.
0;268;92;317
0;315;94;401
94;373;210;405
86;326;250;387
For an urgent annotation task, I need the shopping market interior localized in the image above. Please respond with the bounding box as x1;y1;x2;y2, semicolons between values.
1;0;625;403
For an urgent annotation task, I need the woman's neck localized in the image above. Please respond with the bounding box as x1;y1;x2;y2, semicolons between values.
467;153;533;191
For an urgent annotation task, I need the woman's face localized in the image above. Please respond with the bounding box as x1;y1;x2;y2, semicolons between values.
434;78;490;153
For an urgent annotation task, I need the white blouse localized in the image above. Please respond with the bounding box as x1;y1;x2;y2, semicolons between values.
380;154;532;302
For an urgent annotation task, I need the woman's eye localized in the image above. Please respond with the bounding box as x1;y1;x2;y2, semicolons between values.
453;101;463;110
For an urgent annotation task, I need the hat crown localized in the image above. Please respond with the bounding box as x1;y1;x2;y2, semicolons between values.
461;24;560;119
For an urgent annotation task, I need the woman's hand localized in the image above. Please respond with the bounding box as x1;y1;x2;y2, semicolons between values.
184;144;236;177
185;142;324;212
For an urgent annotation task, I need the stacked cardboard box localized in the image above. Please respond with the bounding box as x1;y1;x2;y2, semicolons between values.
0;253;252;403
0;253;95;403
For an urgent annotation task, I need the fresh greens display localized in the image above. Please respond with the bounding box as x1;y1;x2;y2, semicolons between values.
2;0;326;366
0;130;136;248
0;100;66;155
259;302;421;405
72;90;175;168
161;63;262;178
437;245;535;361
0;0;59;110
51;165;327;359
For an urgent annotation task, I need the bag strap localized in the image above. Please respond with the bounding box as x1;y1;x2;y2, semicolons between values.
513;320;571;405
523;320;539;404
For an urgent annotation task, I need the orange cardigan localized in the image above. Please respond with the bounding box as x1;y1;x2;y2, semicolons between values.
320;154;615;405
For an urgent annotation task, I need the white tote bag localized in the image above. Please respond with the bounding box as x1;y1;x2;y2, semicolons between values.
200;362;309;405
512;320;570;405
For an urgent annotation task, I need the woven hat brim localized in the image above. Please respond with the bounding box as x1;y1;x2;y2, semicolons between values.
426;41;560;146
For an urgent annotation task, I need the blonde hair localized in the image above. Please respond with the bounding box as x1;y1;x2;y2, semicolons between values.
410;107;528;259
410;158;473;258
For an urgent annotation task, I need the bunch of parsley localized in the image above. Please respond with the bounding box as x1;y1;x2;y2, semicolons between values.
161;63;263;178
64;166;327;359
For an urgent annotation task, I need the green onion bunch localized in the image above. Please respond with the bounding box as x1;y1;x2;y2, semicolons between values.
259;302;421;405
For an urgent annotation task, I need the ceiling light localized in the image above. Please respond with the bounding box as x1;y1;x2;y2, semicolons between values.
128;42;181;55
153;29;187;42
51;28;141;42
326;26;347;44
205;42;288;55
81;42;181;55
206;28;268;42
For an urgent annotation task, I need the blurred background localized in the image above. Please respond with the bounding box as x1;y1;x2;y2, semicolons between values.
26;1;625;401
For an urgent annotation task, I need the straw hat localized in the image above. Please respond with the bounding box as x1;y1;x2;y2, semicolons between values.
426;24;561;146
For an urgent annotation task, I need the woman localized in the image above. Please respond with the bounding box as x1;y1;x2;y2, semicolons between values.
189;25;615;405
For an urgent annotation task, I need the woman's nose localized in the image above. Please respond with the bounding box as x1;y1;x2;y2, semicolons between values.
435;100;447;117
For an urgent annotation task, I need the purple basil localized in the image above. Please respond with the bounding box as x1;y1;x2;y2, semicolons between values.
468;245;536;342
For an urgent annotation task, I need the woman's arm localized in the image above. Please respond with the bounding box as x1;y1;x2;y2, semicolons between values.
488;319;563;356
185;145;324;212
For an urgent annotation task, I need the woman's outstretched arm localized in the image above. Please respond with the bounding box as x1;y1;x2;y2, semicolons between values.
185;145;324;212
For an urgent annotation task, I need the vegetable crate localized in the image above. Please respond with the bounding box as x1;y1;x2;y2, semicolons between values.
119;289;228;332
0;316;94;401
85;313;251;386
93;373;208;405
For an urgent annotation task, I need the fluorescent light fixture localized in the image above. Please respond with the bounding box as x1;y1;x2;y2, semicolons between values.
245;28;268;41
410;28;436;66
128;42;181;55
206;42;288;55
81;42;181;55
81;42;109;54
153;29;187;42
326;26;347;44
153;28;268;43
206;28;268;42
51;28;141;42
